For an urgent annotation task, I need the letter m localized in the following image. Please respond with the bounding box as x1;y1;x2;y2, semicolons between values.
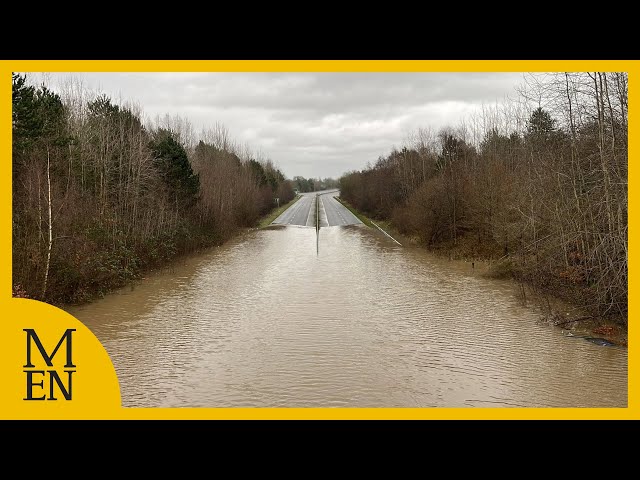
23;329;76;368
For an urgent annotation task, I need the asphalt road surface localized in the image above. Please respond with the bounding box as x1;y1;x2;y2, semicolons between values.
271;192;318;226
272;190;362;227
319;194;362;226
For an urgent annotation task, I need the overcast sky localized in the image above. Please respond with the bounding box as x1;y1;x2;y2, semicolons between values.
42;72;524;179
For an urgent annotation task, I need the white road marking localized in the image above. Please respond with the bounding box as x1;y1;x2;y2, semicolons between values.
371;221;402;245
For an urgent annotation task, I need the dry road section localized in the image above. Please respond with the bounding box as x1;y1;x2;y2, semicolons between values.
272;190;362;227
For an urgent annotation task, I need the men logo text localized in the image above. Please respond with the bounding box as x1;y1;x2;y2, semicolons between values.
23;329;76;401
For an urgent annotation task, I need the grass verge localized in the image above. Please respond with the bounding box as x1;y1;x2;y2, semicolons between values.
334;197;374;227
335;197;409;243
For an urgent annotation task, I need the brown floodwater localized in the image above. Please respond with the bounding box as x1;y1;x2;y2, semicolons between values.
67;225;627;407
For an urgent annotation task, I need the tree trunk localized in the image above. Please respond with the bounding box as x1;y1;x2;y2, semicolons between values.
42;148;53;300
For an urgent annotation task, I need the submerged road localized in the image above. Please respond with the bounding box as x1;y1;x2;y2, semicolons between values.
71;216;628;408
272;190;362;227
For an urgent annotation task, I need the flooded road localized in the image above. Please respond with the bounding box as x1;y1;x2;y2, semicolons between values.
68;225;627;408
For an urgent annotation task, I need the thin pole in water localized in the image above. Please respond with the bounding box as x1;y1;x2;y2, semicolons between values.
316;194;319;255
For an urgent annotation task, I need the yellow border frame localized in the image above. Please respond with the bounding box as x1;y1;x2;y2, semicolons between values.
2;60;635;420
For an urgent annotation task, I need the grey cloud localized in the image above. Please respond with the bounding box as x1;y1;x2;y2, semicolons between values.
44;72;523;179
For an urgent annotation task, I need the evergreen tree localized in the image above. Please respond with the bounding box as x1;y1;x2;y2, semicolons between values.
150;132;199;209
12;73;67;159
247;159;268;187
527;107;556;136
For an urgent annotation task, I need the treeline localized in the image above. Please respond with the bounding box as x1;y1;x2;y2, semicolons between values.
341;73;627;323
292;176;339;193
12;74;294;304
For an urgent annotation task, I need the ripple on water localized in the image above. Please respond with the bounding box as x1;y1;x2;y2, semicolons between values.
68;226;627;408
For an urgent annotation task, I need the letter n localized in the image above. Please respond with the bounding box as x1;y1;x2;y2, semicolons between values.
48;370;74;401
